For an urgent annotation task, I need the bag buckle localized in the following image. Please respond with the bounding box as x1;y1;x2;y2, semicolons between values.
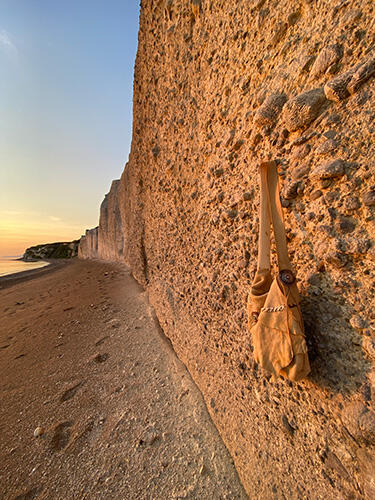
279;269;295;285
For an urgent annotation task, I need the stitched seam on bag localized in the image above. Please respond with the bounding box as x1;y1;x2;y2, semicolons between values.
260;305;286;312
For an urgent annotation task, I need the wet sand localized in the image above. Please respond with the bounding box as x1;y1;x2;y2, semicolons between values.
0;259;247;499
0;260;68;290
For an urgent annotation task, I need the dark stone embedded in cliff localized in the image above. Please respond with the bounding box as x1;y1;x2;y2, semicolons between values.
310;159;346;180
335;215;356;234
315;139;338;155
363;190;375;206
282;180;301;200
340;235;371;255
291;164;310;179
282;88;327;131
324;57;375;103
347;57;375;94
254;92;288;128
324;68;356;102
343;196;361;213
310;44;343;78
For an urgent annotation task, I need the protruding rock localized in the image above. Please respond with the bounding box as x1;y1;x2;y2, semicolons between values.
108;318;121;329
314;238;348;268
290;132;315;147
310;189;322;200
324;58;375;102
363;190;375;207
224;129;235;147
347;57;375;95
282;180;301;200
315;139;338;155
292;164;310;179
324;68;355;102
324;451;350;483
340;236;370;255
232;139;244;151
191;0;201;20
311;159;346;180
254;92;287;128
310;44;343;78
343;196;361;213
335;215;356;234
282;88;327;131
291;143;311;161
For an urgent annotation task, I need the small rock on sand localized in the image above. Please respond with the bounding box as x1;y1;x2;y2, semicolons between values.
33;427;44;437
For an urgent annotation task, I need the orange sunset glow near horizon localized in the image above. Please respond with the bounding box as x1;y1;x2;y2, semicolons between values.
0;210;86;257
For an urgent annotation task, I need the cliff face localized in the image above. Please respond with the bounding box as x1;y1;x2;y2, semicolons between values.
78;181;124;261
79;1;375;497
78;227;98;259
98;180;125;261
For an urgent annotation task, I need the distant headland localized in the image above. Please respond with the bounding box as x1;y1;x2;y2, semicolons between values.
22;240;80;261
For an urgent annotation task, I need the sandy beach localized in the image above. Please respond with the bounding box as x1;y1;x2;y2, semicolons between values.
0;259;246;500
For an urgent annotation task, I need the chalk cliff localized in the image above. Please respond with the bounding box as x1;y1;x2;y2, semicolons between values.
78;180;124;261
23;240;79;260
80;1;375;497
78;227;98;259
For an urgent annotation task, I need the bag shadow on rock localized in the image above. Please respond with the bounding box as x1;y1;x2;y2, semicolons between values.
300;279;371;396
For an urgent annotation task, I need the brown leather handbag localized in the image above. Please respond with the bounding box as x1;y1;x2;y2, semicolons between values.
248;161;310;381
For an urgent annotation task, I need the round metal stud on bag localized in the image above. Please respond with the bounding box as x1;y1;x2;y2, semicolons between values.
279;269;295;285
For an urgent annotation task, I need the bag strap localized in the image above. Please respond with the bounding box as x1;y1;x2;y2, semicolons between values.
257;161;292;272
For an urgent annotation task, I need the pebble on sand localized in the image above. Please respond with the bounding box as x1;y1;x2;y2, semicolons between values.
33;427;44;437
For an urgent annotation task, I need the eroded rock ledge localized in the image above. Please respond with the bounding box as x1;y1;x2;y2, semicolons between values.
79;1;375;498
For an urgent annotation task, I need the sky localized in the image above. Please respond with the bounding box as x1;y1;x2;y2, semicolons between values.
0;0;140;256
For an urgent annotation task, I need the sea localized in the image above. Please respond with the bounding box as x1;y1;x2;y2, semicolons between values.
0;257;50;277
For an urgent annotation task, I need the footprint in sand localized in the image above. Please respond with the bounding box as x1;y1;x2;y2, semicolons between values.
95;336;109;346
0;344;10;350
60;382;84;403
50;421;73;451
12;487;42;500
14;353;26;359
93;353;109;363
67;417;106;450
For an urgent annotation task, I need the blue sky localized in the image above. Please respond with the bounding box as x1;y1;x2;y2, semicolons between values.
0;0;140;255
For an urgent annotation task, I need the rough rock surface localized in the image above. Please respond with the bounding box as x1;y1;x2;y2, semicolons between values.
23;241;79;260
80;1;375;498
